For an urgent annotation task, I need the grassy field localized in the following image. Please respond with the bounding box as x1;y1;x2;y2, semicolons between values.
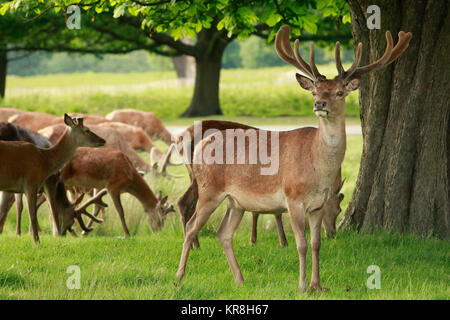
1;65;361;123
0;137;448;300
0;67;448;300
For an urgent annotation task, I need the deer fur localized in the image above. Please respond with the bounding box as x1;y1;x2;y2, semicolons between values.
176;120;344;248
106;109;173;145
39;123;152;173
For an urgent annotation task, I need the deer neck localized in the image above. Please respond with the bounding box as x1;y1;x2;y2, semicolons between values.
42;127;78;175
315;108;346;178
128;173;158;212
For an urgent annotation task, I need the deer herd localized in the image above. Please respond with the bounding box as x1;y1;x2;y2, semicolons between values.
0;25;411;292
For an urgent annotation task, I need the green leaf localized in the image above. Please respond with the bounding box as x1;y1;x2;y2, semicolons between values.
113;4;125;18
0;2;12;15
265;12;282;27
342;14;351;24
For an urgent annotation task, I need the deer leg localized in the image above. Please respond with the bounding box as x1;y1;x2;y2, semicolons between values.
177;181;200;248
110;191;130;237
25;189;39;243
15;194;23;236
84;189;102;232
309;209;327;291
176;196;221;283
217;205;245;284
250;212;259;245
288;202;308;293
275;214;288;247
0;192;15;233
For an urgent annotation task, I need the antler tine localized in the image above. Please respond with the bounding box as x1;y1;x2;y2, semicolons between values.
309;42;325;81
275;25;315;79
335;42;345;78
384;31;413;65
75;189;108;213
293;39;315;79
346;31;394;80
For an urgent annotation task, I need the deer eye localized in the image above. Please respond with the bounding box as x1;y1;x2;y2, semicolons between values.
337;91;344;96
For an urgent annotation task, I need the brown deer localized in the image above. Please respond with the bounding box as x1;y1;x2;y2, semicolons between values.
176;25;412;292
0;115;106;242
39;123;152;173
0;108;23;123
8;111;62;132
96;121;182;171
61;147;175;237
176;120;345;248
105;109;173;145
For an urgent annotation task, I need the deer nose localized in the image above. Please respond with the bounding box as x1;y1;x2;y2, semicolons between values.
314;101;327;109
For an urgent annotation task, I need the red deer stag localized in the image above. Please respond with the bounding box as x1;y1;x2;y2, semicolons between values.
0;115;106;242
176;25;411;292
176;120;345;248
105;109;173;145
61;147;175;237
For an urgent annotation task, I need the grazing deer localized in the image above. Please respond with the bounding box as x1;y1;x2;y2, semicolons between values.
105;109;173;146
0;108;23;123
39;123;152;173
96;121;182;171
61;147;175;237
176;25;412;292
8;111;62;132
0;114;106;242
176;120;344;248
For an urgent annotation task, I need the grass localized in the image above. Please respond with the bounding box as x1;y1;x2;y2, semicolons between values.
0;67;447;300
0;137;448;300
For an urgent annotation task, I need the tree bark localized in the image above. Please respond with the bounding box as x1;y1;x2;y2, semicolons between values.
172;36;196;80
0;47;6;99
182;28;228;117
339;0;449;238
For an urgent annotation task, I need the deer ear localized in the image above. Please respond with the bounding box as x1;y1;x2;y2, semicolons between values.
296;73;315;91
156;191;162;200
161;195;168;204
64;114;75;127
346;78;360;91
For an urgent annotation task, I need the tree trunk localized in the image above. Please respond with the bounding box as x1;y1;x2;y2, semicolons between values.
0;48;6;99
182;29;228;117
172;36;196;80
339;0;449;238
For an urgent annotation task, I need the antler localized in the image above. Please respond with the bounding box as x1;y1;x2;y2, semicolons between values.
157;143;184;178
275;25;325;81
335;31;412;81
74;189;108;232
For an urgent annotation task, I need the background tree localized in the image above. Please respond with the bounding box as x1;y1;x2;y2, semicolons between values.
5;0;352;115
339;0;449;238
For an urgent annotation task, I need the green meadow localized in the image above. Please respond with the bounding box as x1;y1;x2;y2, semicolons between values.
0;67;448;300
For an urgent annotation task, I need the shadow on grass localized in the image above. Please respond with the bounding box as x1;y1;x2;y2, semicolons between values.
0;271;27;289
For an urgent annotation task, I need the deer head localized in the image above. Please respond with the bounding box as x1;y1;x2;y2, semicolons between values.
64;114;106;148
53;177;108;235
275;25;412;119
147;191;175;231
